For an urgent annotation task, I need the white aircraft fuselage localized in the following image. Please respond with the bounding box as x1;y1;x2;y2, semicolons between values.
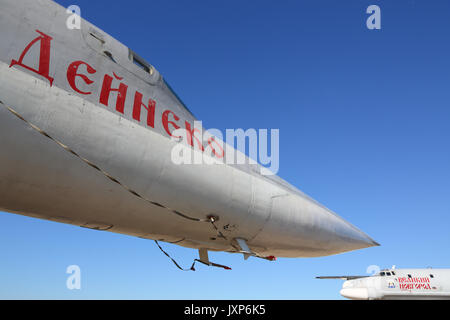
0;0;378;262
338;268;450;300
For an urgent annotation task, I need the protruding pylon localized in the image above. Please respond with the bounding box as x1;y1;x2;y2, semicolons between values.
196;248;231;270
234;238;277;261
198;248;210;264
235;238;252;260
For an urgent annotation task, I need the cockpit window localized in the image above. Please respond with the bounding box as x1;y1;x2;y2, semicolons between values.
133;56;151;73
391;271;396;275
386;272;391;276
380;272;385;276
129;49;153;75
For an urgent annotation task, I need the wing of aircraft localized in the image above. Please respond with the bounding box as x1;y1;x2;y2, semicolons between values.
316;276;369;280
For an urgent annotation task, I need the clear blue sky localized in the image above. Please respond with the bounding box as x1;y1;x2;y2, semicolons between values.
1;0;449;299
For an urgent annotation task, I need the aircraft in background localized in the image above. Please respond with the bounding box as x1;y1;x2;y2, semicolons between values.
0;0;378;270
317;267;450;300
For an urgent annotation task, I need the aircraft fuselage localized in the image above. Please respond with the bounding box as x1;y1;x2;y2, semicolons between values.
0;0;378;259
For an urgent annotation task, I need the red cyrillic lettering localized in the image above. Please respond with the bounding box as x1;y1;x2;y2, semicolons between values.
133;91;155;128
162;110;180;137
99;73;128;113
208;137;224;158
10;29;54;86
67;61;96;95
185;121;204;151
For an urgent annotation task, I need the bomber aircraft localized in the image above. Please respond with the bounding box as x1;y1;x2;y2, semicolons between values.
0;0;378;270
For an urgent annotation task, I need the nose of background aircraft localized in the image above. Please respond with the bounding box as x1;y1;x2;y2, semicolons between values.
340;288;369;300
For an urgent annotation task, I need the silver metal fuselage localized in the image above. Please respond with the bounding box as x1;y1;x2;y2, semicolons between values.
0;0;378;258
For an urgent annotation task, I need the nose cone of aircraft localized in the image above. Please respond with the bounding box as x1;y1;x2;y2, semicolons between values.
340;288;369;300
256;192;380;257
301;192;380;254
330;213;380;252
293;193;380;255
